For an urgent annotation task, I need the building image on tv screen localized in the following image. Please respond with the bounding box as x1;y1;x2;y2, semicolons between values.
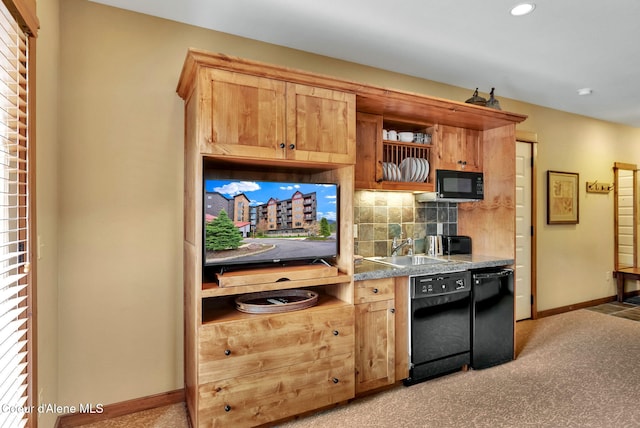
203;180;338;266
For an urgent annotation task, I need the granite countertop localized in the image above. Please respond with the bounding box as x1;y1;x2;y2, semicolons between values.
353;254;514;281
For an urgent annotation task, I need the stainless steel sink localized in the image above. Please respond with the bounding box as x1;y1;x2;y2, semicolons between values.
365;255;448;268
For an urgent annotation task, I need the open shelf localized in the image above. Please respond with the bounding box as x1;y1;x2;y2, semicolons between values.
201;292;350;324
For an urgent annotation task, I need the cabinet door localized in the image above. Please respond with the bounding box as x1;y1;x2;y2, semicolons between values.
286;82;356;164
463;128;483;171
355;299;395;394
355;112;383;187
435;125;483;172
202;68;286;159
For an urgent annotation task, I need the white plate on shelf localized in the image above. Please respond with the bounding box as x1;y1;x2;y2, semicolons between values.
392;163;401;181
384;162;396;181
399;158;411;182
405;157;422;182
419;158;430;182
413;158;422;182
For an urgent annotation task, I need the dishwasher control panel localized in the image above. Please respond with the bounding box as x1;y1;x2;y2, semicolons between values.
410;271;471;298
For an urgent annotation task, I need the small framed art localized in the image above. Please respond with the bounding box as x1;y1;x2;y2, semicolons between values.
547;170;579;224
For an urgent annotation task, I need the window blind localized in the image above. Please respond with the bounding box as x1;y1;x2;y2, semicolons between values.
0;1;30;426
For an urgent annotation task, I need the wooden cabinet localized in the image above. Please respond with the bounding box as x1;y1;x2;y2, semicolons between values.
355;112;435;192
178;48;527;427
202;68;286;160
194;273;356;428
178;50;357;428
434;124;482;172
354;112;383;188
198;298;354;427
285;82;356;164
198;68;356;165
354;278;396;394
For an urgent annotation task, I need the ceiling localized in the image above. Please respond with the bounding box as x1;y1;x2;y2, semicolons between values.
91;0;640;128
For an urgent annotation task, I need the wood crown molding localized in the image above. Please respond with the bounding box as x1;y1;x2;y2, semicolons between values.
176;48;528;131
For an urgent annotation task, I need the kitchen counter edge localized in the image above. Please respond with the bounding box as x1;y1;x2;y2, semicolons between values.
353;254;515;281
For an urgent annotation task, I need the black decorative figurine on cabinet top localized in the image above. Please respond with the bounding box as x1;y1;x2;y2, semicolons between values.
486;87;502;110
465;88;487;106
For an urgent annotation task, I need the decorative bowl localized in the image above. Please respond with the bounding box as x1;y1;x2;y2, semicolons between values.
398;132;414;142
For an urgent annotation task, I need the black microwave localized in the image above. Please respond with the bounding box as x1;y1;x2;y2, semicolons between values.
435;169;484;201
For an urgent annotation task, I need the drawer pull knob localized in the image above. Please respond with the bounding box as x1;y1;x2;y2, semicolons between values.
224;349;231;356
390;308;396;314
373;288;379;293
279;143;285;149
289;144;295;150
224;405;231;412
332;377;339;384
333;330;339;336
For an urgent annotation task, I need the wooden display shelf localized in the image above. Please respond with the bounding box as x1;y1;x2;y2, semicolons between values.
201;293;350;324
202;271;352;298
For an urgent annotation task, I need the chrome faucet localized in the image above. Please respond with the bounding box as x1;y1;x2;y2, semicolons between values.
391;236;413;256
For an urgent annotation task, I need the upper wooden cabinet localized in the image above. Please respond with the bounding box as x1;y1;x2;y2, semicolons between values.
434;124;482;172
355;113;436;192
355;112;383;189
286;82;356;164
178;52;356;165
354;82;526;192
204;68;286;159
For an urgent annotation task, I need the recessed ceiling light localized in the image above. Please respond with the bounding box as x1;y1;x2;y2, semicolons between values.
577;88;593;96
511;3;536;16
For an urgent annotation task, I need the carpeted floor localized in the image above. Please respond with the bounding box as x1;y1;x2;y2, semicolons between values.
78;308;640;427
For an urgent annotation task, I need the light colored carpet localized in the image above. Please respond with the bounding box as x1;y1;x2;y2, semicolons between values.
80;309;640;427
279;309;640;428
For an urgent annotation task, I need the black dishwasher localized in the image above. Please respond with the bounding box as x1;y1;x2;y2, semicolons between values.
405;271;472;385
471;268;514;369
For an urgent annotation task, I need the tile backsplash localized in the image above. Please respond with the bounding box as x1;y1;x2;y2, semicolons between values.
354;190;457;257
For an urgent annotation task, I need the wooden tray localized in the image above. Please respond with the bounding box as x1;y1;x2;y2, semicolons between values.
217;264;338;288
235;289;319;314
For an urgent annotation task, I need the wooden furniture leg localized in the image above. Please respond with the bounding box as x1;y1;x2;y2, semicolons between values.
617;272;625;302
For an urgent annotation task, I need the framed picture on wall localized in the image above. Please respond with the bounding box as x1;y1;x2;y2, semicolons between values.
547;170;579;224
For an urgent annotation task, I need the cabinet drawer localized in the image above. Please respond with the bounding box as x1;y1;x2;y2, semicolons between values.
198;353;354;427
199;304;354;384
355;278;394;303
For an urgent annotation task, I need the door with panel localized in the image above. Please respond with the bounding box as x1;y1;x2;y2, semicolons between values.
515;141;533;320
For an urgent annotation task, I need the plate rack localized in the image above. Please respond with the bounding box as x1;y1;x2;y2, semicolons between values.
382;141;431;183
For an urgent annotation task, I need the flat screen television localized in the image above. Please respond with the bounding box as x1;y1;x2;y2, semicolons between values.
203;178;339;271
